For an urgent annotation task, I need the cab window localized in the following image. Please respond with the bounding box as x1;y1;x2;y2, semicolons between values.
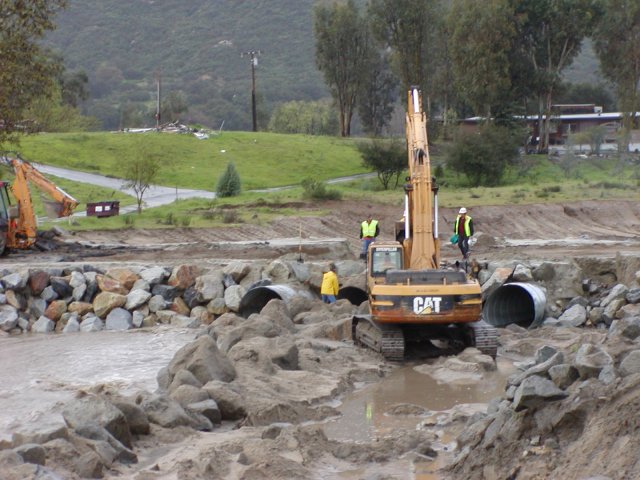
372;249;402;275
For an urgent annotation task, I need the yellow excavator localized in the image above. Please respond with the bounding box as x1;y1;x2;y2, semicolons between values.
352;87;498;360
0;153;79;254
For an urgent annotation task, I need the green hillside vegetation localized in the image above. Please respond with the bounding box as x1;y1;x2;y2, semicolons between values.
43;0;604;132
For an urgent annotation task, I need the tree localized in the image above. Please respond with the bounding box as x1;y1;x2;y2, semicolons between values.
593;0;640;151
123;142;161;213
160;91;188;124
268;100;339;135
314;0;371;137
25;85;99;132
216;162;241;198
447;125;521;187
368;0;443;106
357;50;398;136
357;138;406;190
448;0;517;119
513;0;602;152
0;0;67;146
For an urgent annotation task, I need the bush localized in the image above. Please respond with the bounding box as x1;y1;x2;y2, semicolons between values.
216;162;241;197
301;178;342;200
447;124;521;187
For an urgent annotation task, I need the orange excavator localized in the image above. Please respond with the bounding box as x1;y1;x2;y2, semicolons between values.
352;87;498;360
0;153;78;254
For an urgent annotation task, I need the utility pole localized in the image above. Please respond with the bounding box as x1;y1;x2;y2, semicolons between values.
155;71;161;130
241;50;261;132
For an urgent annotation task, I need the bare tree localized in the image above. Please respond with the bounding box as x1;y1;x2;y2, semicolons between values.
123;143;161;213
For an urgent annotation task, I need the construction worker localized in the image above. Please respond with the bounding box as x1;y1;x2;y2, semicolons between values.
359;214;379;260
454;207;474;259
321;263;339;304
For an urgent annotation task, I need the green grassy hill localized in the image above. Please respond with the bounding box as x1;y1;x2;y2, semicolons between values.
12;131;367;191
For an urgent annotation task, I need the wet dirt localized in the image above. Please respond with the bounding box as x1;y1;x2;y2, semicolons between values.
9;198;640;266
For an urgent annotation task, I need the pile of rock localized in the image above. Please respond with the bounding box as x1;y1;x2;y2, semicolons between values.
447;257;640;479
0;259;364;336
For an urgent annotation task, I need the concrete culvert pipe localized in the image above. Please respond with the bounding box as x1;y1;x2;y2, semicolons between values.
483;282;546;328
338;286;368;306
239;284;315;318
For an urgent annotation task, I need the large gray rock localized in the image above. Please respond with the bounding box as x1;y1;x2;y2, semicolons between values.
111;399;150;435
202;381;247;420
512;375;568;411
548;364;579;389
139;266;169;285
62;396;132;449
32;316;55;333
167;335;236;384
601;284;629;308
619;350;640;377
265;260;291;283
80;315;104;332
574;344;613;379
106;308;133;331
223;262;251;283
125;289;152;310
2;271;28;290
608;317;640;340
0;304;18;332
138;393;212;431
148;294;167;313
195;273;225;302
557;304;587;327
224;284;246;312
169;384;210;407
187;399;222;425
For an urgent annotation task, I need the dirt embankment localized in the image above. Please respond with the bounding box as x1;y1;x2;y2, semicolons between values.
11;198;640;265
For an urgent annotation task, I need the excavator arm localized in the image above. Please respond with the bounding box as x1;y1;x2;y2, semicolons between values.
0;153;78;249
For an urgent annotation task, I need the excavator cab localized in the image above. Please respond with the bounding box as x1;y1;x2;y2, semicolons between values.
370;245;403;276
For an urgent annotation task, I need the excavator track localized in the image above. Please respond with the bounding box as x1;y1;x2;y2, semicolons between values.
354;316;405;361
469;320;499;358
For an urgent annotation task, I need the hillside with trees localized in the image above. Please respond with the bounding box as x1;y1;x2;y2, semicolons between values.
43;0;610;134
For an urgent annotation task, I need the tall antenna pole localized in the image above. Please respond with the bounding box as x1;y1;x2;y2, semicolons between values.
155;71;161;130
241;50;261;132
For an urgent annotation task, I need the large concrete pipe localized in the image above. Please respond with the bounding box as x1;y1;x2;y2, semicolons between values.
483;282;546;328
239;284;315;318
337;286;368;306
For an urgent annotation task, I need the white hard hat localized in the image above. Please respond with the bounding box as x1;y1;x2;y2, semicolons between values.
459;207;467;214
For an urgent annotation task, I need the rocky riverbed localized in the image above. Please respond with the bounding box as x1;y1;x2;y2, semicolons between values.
3;198;640;479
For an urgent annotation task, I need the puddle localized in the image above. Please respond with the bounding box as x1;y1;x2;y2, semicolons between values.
324;357;514;443
0;326;197;442
322;357;515;479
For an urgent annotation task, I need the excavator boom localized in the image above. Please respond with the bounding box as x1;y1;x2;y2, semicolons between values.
0;153;78;251
353;87;498;360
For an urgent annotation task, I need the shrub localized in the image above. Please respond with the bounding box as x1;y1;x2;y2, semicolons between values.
301;178;342;200
216;162;241;197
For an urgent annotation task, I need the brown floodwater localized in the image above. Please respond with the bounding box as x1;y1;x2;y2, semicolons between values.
0;326;198;442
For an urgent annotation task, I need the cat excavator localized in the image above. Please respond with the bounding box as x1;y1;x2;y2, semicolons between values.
0;153;78;254
352;87;498;360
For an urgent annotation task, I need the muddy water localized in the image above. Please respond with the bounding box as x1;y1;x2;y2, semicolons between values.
0;326;198;443
323;357;516;479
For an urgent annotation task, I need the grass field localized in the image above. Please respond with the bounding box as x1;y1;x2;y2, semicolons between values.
4;131;639;230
